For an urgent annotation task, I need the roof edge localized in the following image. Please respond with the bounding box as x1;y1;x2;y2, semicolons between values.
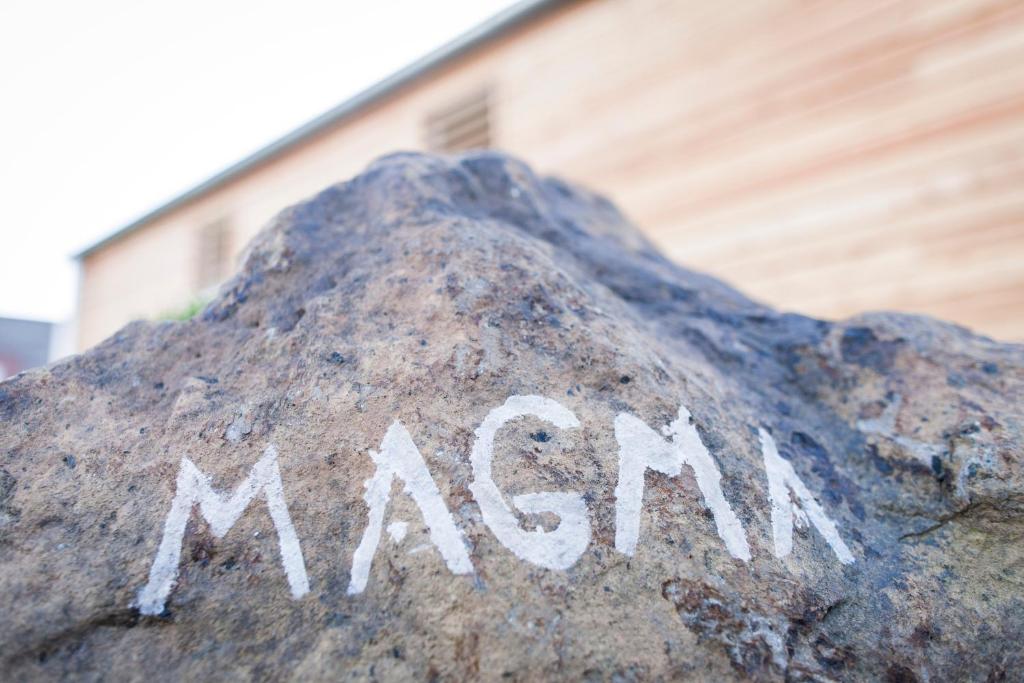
76;0;571;259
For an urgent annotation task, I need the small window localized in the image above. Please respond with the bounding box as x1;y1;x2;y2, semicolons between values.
424;88;492;153
196;218;232;291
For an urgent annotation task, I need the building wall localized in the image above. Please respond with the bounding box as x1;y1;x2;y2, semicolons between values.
78;0;1024;348
0;317;52;379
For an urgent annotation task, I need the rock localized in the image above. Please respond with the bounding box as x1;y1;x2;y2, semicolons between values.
1;151;1022;681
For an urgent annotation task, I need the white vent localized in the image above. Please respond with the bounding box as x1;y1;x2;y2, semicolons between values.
425;89;492;153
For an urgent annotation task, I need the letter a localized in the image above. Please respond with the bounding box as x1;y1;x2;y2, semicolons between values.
614;405;750;561
759;428;854;564
347;421;473;595
137;444;309;615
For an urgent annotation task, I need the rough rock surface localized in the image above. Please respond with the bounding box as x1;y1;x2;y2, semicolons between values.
1;152;1022;682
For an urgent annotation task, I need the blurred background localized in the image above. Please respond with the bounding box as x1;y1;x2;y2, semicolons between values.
3;0;1023;379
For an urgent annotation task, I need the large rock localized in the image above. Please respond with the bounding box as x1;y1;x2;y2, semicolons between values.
1;152;1021;681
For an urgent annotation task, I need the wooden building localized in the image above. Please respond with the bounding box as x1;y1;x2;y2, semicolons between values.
76;0;1024;348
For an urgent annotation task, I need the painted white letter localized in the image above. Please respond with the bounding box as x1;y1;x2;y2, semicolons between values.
137;444;309;615
347;421;473;595
759;428;854;564
614;405;751;561
470;395;590;570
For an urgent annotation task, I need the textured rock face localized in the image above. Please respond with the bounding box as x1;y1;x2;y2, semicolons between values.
1;152;1022;681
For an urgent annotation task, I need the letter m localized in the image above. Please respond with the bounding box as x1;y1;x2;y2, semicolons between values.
137;444;310;615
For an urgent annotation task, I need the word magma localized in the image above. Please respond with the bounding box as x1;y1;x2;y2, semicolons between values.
137;395;855;615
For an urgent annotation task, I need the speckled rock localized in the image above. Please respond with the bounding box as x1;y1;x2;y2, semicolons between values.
1;152;1022;682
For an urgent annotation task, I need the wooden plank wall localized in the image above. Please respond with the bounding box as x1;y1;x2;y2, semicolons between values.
79;0;1024;347
503;0;1024;341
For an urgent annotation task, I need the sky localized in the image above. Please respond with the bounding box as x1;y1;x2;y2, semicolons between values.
0;0;518;323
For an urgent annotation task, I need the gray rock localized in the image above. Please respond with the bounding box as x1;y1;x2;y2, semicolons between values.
1;152;1021;681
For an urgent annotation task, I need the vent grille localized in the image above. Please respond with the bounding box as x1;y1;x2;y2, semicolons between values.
196;218;232;291
425;89;492;153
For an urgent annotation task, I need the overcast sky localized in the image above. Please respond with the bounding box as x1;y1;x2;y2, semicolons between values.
0;0;517;323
